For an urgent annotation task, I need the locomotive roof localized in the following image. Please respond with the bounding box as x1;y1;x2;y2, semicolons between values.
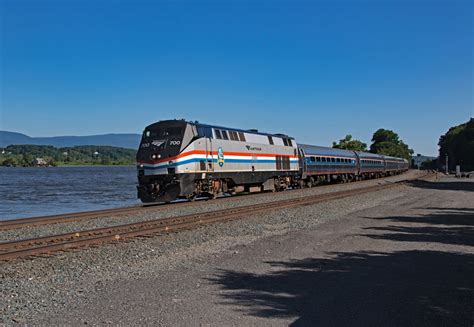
194;122;295;139
299;144;357;158
149;120;294;139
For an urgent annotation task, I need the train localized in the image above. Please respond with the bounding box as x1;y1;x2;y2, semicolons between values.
136;119;409;203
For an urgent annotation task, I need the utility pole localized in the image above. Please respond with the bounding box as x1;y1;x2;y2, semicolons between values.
445;154;449;174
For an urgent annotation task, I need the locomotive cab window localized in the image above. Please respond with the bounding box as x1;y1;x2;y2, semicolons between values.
222;130;229;140
215;129;222;139
164;127;183;136
283;138;288;146
238;132;246;142
268;136;274;145
287;138;293;147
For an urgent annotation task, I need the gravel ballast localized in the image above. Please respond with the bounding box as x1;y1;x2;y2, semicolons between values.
4;172;470;326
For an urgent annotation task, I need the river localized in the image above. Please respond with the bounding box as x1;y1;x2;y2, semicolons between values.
0;166;139;220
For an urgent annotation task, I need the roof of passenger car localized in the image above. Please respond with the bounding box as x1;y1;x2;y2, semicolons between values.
299;144;357;157
382;155;405;161
355;151;385;159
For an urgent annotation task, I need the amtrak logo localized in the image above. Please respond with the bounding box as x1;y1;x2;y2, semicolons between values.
152;140;165;147
217;147;225;167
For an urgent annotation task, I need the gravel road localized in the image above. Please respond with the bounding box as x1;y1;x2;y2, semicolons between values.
1;173;472;326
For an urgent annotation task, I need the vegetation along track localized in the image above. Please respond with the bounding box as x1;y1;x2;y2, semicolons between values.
0;173;434;261
0;171;420;231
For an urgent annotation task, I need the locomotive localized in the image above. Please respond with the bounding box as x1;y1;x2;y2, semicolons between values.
136;119;408;203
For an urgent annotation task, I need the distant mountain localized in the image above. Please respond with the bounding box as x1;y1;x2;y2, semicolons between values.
0;131;142;149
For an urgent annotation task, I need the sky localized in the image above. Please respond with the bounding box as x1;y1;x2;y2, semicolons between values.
0;0;472;156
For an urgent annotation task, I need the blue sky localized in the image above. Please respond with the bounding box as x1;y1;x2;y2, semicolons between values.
1;0;472;156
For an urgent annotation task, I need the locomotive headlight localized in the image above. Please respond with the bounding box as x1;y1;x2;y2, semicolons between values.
157;154;161;158
152;154;157;159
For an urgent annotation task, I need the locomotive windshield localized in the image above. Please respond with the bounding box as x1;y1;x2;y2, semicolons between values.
143;126;183;139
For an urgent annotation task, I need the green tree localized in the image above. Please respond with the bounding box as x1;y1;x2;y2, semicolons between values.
332;135;367;151
438;118;474;171
370;129;413;160
2;144;136;166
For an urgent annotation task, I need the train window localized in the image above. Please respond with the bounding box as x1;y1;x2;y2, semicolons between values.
215;129;222;139
222;130;229;140
268;136;274;145
316;157;321;162
331;158;336;163
238;132;246;142
287;139;293;147
229;131;238;141
336;158;340;163
310;157;316;162
283;138;288;146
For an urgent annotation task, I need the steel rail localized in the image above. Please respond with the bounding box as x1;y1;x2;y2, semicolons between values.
0;172;415;231
0;180;414;261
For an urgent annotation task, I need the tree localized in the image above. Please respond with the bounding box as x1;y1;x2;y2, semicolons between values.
438;118;474;171
370;129;413;160
371;129;400;145
332;135;367;151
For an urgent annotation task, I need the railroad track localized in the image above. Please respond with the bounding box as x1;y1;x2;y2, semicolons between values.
0;178;420;262
0;172;417;231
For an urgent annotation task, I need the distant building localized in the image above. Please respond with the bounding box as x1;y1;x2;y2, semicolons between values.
33;158;49;167
412;154;436;169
